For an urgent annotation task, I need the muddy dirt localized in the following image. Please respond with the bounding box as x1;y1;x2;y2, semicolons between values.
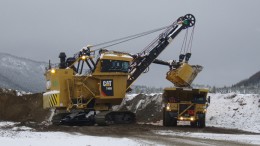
31;123;256;136
0;88;50;123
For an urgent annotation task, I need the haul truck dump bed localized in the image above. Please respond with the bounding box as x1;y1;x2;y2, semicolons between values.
162;87;209;128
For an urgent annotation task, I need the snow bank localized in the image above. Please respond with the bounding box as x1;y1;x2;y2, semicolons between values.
16;90;32;96
207;93;260;133
117;93;163;122
125;93;138;101
0;88;31;96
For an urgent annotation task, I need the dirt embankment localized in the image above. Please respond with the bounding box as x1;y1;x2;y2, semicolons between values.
0;89;50;123
0;89;162;124
0;88;163;124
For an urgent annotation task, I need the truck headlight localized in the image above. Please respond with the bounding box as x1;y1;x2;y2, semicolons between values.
166;103;171;111
81;55;86;60
51;69;56;74
190;117;194;121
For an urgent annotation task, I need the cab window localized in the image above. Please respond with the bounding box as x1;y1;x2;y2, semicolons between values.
101;59;129;73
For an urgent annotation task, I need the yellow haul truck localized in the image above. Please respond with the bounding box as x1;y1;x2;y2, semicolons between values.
163;88;210;128
43;14;198;125
159;53;209;128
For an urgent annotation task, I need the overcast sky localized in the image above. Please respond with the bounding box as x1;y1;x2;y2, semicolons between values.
0;0;259;87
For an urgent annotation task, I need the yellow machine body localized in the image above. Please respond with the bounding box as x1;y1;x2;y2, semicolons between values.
43;51;132;111
43;69;74;109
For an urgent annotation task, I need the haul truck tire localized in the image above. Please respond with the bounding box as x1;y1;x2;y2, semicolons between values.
163;108;172;126
198;118;206;128
172;118;177;127
196;113;206;128
190;121;197;127
190;117;206;128
163;108;177;126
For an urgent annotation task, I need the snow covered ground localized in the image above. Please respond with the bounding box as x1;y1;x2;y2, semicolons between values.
155;130;260;145
0;122;155;146
206;93;260;133
1;120;260;146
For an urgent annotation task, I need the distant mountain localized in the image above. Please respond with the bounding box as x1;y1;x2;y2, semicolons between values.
234;71;260;87
214;70;260;94
0;53;47;92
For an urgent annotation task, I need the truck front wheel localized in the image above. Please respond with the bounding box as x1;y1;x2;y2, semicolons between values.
197;113;206;128
172;118;177;126
163;108;175;127
198;118;206;128
190;121;197;127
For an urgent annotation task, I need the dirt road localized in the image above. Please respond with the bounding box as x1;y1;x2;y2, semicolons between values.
23;123;258;146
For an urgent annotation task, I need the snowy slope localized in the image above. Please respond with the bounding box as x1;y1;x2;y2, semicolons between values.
206;93;260;133
0;53;47;92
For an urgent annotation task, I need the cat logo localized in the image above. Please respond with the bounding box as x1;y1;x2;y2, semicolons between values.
101;79;113;96
103;80;112;87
